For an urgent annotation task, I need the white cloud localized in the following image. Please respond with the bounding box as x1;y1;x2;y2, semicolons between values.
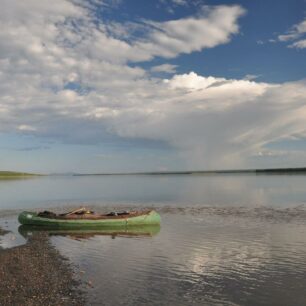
278;33;300;42
296;20;306;33
254;150;282;157
0;2;245;66
1;1;306;170
289;39;306;49
101;5;245;61
18;125;37;132
137;5;245;59
105;73;306;169
277;18;306;49
151;64;178;74
243;74;260;81
158;0;190;14
171;0;188;6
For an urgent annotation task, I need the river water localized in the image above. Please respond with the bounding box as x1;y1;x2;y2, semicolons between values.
1;174;306;305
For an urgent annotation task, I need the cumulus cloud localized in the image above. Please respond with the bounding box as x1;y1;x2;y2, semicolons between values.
1;1;306;169
243;74;260;81
290;39;306;49
158;0;192;14
171;0;188;6
137;5;245;59
110;73;306;169
151;64;178;74
101;5;245;61
277;18;306;48
18;125;37;132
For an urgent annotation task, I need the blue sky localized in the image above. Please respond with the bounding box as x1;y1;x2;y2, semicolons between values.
111;0;306;82
0;0;306;173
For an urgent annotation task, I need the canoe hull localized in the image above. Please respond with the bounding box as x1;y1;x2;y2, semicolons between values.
18;210;161;229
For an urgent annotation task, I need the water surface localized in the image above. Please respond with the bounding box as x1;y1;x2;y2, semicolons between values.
1;174;306;305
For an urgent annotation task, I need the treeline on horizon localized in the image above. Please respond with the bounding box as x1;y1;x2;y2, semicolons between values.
74;167;306;176
0;171;39;177
2;168;306;177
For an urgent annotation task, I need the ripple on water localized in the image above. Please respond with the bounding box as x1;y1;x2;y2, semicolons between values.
44;210;306;306
1;204;306;305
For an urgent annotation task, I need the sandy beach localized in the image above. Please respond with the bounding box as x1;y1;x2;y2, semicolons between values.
0;228;84;306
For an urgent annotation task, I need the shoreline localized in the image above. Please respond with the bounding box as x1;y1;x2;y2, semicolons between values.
0;228;84;306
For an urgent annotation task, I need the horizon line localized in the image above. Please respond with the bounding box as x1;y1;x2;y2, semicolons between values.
71;166;306;176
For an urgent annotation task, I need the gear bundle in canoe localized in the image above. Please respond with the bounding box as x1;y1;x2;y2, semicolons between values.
18;207;161;229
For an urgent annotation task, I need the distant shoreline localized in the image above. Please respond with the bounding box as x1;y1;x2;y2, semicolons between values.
3;168;306;177
0;171;41;179
73;167;306;176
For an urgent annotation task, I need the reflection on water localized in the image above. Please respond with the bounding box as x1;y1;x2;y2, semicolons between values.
0;217;26;249
1;175;306;305
1;174;306;210
50;212;306;306
18;224;161;240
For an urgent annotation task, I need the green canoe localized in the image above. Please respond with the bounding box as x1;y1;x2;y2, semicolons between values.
18;210;161;229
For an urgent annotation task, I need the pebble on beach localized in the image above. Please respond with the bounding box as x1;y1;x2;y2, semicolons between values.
0;230;84;306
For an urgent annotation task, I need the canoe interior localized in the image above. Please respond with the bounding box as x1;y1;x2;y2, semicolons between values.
45;210;153;220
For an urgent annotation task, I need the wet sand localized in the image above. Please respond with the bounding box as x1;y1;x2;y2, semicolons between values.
0;229;84;306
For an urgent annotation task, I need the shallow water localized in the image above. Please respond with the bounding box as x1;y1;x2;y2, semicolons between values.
1;174;306;305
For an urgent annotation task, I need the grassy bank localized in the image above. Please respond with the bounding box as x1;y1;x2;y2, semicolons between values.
0;171;41;179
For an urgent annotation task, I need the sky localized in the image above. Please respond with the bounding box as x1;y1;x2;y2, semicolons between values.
0;0;306;173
